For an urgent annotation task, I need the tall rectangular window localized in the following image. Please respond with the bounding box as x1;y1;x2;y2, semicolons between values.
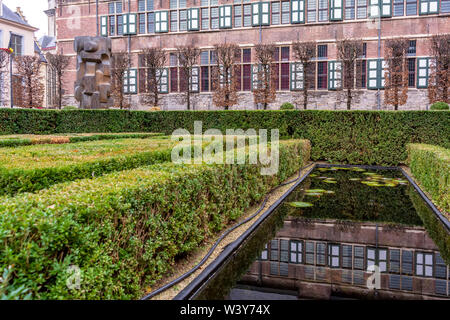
147;12;155;33
10;34;23;57
406;0;417;14
235;5;242;27
281;1;291;23
393;0;405;15
272;1;281;24
416;252;434;277
170;11;178;32
357;0;368;18
308;0;317;21
244;4;252;26
318;0;329;21
317;61;328;89
328;244;340;268
201;8;210;30
442;0;450;12
290;240;303;264
179;10;187;31
345;0;356;19
211;7;219;29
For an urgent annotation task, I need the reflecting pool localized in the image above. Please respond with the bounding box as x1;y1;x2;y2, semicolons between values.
185;166;450;300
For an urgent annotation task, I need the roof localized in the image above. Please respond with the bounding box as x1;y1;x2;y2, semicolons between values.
39;36;56;51
1;4;37;30
34;41;47;63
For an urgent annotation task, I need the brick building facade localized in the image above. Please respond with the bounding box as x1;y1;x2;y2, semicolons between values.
53;0;450;110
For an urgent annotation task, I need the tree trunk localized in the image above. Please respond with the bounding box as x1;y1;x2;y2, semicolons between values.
347;88;352;110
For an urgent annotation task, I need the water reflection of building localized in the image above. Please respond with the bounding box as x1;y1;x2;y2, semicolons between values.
235;218;449;300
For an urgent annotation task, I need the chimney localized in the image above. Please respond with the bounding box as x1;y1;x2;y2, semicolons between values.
16;7;28;23
0;1;3;17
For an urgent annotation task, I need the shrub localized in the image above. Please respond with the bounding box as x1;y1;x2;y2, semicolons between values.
0;109;448;165
0;133;163;148
407;143;449;214
430;102;449;110
280;102;295;110
0;139;310;299
0;139;176;195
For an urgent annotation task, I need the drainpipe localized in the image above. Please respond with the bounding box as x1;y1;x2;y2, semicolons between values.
96;0;99;36
377;16;381;110
9;31;13;108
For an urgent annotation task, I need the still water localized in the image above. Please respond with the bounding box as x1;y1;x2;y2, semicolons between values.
189;166;450;300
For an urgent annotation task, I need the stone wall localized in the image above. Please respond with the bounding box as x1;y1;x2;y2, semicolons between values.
65;88;430;111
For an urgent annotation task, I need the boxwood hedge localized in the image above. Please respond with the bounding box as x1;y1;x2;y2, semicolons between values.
1;109;448;165
0;133;163;148
0;139;310;299
0;139;176;196
407;144;449;214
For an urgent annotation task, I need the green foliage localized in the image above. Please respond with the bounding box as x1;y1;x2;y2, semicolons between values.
0;109;448;165
407;144;450;213
0;133;162;148
430;102;449;110
280;103;295;110
0;140;310;299
0;139;176;196
407;185;450;265
0;267;32;300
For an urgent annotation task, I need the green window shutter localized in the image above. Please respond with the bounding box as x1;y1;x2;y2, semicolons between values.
420;0;439;14
261;2;270;26
123;14;129;35
417;58;431;88
124;70;129;94
190;67;200;92
155;11;168;33
369;0;392;17
252;2;270;26
158;68;169;93
291;0;305;24
328;61;342;90
380;59;386;88
367;59;379;89
124;69;137;94
219;5;232;29
188;8;200;31
330;0;343;21
129;69;137;94
369;0;381;17
101;16;108;36
252;3;260;26
290;62;304;91
381;0;392;17
127;13;137;35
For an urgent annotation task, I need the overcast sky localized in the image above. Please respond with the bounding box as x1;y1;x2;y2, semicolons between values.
3;0;48;39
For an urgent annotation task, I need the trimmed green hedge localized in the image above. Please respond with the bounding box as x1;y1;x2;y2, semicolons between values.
407;144;450;214
1;109;448;165
0;139;310;299
0;133;163;148
0;139;176;196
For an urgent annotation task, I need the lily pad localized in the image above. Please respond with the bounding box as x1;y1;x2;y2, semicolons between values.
306;189;327;193
305;192;323;196
289;201;314;208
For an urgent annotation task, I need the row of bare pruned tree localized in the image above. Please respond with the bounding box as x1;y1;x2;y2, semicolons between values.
2;34;446;110
0;51;70;109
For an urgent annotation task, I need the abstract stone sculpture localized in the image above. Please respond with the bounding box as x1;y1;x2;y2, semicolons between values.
74;36;113;109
